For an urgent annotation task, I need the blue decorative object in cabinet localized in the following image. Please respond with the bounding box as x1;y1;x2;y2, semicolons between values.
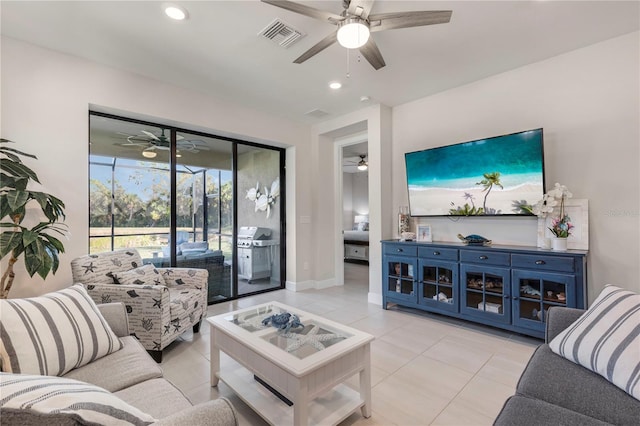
382;240;588;339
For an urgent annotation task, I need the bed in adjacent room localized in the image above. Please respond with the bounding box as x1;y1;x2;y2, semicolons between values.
344;230;369;264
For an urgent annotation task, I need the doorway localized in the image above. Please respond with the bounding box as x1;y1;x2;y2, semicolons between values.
338;137;369;286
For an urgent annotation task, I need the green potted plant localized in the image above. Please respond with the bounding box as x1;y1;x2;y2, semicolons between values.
0;139;67;298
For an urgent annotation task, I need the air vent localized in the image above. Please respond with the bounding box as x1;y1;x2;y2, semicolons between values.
304;109;330;118
259;18;305;48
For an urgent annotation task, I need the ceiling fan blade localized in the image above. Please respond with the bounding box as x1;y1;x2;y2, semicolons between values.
261;0;343;24
359;37;386;70
293;30;338;64
179;141;211;151
118;142;148;148
369;10;452;32
141;130;160;141
346;0;375;20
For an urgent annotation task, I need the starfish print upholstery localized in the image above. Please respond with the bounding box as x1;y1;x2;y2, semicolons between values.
70;248;207;359
82;262;96;274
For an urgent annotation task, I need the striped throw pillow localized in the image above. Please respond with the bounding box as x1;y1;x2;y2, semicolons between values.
0;284;123;376
549;285;640;400
0;372;156;426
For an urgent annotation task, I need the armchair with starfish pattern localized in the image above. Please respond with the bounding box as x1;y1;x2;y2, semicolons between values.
70;249;208;362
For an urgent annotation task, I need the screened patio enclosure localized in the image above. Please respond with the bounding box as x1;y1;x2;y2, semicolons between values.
89;113;285;303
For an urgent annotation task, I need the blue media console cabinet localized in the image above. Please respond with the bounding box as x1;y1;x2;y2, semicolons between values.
381;240;588;339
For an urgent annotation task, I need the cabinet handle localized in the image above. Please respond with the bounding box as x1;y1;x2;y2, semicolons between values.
479;255;488;260
433;251;440;256
397;248;404;253
535;260;545;265
513;296;519;300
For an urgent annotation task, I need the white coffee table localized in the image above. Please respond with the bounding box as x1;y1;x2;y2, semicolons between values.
208;301;374;426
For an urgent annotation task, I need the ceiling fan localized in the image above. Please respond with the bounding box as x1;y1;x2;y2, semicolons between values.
261;0;452;70
345;154;368;171
117;129;210;158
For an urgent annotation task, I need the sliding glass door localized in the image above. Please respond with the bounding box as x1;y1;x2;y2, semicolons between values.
88;113;284;303
237;145;283;295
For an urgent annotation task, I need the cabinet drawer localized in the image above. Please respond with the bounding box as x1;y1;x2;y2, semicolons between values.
460;250;510;266
345;244;368;260
418;247;458;261
512;254;575;273
384;244;417;257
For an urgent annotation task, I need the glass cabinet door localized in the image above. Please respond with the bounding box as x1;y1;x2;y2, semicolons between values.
385;256;417;302
512;270;574;331
418;260;457;312
460;264;511;324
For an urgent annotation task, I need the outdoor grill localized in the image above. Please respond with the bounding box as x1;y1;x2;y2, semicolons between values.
237;226;277;282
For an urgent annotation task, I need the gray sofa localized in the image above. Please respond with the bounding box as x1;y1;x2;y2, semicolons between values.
2;302;237;426
495;306;640;425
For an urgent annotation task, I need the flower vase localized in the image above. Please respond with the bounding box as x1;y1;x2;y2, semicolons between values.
536;218;550;249
551;237;568;251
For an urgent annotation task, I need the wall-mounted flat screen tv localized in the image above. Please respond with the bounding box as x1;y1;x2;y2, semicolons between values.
405;128;545;217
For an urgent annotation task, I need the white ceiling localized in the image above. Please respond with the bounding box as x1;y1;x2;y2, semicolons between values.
2;1;638;124
342;141;368;173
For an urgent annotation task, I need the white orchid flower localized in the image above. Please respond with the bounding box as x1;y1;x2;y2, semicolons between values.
534;183;572;218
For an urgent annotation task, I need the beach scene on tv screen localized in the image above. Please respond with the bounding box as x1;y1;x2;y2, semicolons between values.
406;130;544;216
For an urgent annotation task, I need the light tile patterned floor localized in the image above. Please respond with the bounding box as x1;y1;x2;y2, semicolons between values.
161;263;539;425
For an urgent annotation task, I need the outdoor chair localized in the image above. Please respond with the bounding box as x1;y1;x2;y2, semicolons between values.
71;249;208;362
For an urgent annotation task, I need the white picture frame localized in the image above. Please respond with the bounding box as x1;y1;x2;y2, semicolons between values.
417;224;432;242
537;198;589;250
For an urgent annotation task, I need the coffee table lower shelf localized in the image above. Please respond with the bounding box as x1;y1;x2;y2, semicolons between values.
218;366;365;426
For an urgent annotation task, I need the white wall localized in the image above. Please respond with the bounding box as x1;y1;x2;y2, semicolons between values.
392;32;640;301
351;172;369;220
342;172;354;230
1;36;311;298
342;171;368;230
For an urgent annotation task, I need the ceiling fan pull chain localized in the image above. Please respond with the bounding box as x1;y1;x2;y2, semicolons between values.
346;48;351;78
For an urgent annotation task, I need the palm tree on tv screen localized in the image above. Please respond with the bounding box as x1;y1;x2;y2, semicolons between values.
477;172;504;213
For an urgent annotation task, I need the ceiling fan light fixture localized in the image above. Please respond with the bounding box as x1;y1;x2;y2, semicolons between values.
337;17;370;49
164;4;188;20
142;150;157;159
357;157;368;171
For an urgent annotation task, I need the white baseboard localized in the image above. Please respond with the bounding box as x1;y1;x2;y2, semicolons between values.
368;292;382;306
285;278;337;292
286;280;314;292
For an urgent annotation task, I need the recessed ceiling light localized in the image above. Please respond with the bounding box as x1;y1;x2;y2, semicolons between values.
329;81;342;90
164;4;188;20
